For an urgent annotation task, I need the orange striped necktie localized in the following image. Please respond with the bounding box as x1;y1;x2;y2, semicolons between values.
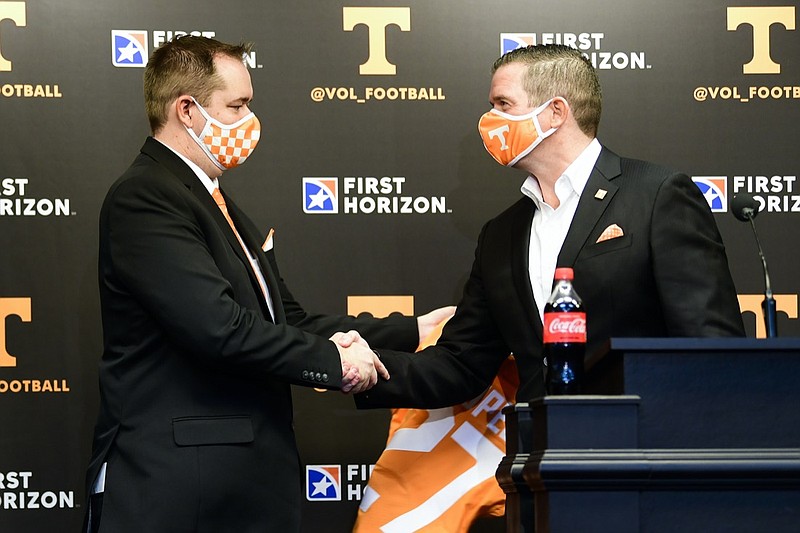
210;188;273;318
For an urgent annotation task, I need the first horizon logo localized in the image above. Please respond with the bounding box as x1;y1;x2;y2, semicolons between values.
112;30;148;67
306;464;376;502
306;465;341;501
692;176;728;213
499;32;651;71
303;178;338;214
302;176;449;215
111;30;260;68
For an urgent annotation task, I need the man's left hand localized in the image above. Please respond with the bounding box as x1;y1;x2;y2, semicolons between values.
416;306;456;345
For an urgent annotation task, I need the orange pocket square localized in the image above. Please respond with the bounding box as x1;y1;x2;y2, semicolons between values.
596;224;624;243
262;228;275;252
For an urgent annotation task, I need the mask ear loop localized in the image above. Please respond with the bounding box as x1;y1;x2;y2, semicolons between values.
191;96;259;130
534;96;570;137
187;97;212;129
530;98;557;138
504;98;561;167
185;97;227;171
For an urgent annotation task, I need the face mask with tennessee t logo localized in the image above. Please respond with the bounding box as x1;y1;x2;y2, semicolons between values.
186;97;261;170
477;98;558;167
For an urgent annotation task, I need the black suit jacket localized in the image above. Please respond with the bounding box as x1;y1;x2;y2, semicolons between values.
85;138;418;532
357;147;745;408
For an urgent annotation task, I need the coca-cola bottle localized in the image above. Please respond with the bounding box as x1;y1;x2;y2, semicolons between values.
543;267;586;395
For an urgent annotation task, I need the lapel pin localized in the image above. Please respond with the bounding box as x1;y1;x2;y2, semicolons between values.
594;189;608;200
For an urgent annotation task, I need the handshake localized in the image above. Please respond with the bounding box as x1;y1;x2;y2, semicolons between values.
330;331;389;394
328;306;456;394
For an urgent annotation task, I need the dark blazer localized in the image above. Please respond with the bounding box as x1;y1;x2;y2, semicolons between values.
358;147;745;408
85;138;418;532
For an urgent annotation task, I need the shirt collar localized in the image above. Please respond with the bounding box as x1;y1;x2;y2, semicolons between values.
521;138;602;207
155;138;219;194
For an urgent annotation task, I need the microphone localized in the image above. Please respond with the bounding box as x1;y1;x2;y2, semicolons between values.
731;193;758;222
731;193;777;337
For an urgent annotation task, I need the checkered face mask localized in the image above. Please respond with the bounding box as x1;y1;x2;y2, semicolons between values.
187;97;261;170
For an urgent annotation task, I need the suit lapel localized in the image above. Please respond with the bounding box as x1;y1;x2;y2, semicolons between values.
141;139;232;239
141;138;280;323
557;147;621;267
508;200;544;341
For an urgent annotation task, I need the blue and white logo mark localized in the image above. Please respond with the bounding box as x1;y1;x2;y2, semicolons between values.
306;465;341;501
112;30;148;68
692;176;728;213
303;177;338;214
500;33;536;56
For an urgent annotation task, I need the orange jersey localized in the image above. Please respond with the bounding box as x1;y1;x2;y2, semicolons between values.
354;353;518;533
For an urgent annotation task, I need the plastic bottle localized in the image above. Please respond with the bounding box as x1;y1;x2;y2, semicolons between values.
543;267;586;394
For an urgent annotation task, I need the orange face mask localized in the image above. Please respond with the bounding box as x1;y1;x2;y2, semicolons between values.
477;98;556;167
187;97;261;171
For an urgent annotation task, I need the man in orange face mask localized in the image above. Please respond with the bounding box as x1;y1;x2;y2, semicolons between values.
356;44;744;418
83;35;453;533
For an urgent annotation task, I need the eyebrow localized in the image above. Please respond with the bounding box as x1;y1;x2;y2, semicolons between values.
489;93;511;104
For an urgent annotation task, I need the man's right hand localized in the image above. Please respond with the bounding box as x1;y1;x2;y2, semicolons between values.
330;331;389;394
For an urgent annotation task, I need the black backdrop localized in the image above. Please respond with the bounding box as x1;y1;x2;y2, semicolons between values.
1;1;798;530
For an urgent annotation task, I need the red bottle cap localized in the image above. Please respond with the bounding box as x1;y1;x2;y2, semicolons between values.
554;267;574;280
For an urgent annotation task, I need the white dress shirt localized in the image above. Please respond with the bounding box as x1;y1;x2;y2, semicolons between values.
521;138;601;320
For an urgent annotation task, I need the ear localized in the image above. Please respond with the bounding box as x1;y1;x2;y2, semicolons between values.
174;95;195;129
547;97;570;129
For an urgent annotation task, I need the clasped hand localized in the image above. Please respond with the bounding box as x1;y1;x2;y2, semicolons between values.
330;331;389;394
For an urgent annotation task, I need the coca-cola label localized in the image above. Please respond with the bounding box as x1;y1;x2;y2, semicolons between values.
543;312;587;343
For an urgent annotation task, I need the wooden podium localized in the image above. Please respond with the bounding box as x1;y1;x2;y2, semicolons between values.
497;338;800;533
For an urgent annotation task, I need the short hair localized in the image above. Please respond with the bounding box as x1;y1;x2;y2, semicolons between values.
143;35;252;134
492;44;602;137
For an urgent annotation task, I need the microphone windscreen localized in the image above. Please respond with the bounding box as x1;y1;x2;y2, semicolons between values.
732;193;758;221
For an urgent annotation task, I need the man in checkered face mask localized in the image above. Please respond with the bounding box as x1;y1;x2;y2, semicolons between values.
83;35;453;533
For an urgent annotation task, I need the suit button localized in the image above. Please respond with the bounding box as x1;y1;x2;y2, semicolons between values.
315;372;322;381
302;370;309;380
322;373;328;382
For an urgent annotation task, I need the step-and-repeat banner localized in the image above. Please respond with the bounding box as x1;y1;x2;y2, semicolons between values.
1;1;798;531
